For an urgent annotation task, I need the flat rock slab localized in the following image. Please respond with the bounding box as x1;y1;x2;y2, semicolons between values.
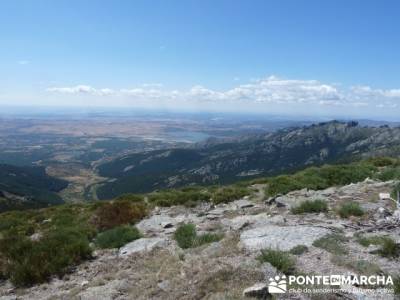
240;225;330;252
233;199;254;209
136;215;182;233
221;213;285;231
136;214;205;234
206;208;228;219
119;237;167;256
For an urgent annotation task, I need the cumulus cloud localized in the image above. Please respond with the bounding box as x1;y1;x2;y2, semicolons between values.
46;85;115;96
351;85;400;98
120;88;165;99
350;85;400;108
45;76;400;109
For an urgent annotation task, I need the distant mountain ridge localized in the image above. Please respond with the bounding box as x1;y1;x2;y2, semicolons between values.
96;121;400;199
0;164;68;212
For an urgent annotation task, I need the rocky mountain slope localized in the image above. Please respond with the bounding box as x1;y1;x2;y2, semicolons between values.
0;164;67;212
97;121;400;199
2;178;400;299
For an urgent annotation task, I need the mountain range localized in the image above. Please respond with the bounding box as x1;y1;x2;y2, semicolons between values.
96;121;400;199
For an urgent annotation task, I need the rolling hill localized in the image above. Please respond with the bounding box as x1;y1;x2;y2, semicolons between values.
0;164;68;212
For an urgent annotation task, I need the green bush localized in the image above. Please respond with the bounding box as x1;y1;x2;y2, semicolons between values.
376;166;400;181
331;257;382;276
356;235;399;258
258;249;296;275
289;245;308;255
338;202;364;218
349;260;381;276
148;188;211;207
91;200;147;230
174;223;223;249
115;193;145;203
211;186;250;204
0;211;34;232
313;233;348;255
291;199;328;214
0;204;97;287
193;233;224;247
378;237;399;258
356;235;388;247
266;162;377;197
266;175;303;197
367;157;397;167
174;224;197;249
95;226;141;249
0;228;92;287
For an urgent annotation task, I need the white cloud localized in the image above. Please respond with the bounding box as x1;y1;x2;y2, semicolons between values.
45;76;400;109
18;60;30;65
46;85;115;96
120;88;165;99
350;85;400;108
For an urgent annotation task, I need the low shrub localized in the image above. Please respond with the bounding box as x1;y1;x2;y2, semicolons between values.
376;166;400;182
115;194;145;203
349;260;382;276
367;157;397;167
0;210;44;237
356;235;388;247
378;237;399;258
193;232;224;247
313;233;348;255
91;200;147;230
356;235;399;258
338;202;364;218
258;248;296;275
266;175;304;197
0;204;97;287
266;162;377;197
289;245;308;255
95;226;141;249
211;186;251;204
0;211;33;232
174;223;223;249
148;188;211;207
174;224;197;249
291;199;328;214
0;228;92;287
331;257;382;276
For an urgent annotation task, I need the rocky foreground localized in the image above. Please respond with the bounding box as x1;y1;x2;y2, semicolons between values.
1;179;400;300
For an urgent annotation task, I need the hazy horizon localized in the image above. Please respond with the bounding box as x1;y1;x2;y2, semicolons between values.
2;104;400;124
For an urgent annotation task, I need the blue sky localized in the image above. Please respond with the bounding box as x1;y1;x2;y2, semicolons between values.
1;0;400;118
